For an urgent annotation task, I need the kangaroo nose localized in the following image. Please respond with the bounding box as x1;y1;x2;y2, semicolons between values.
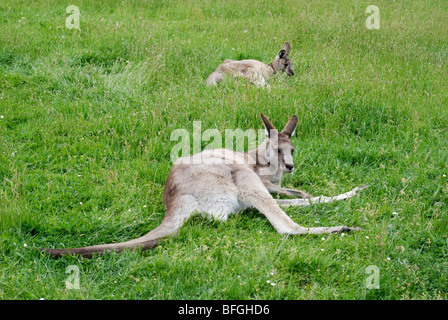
285;163;294;171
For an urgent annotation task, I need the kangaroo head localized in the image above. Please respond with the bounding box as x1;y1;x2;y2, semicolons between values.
271;42;295;76
260;113;298;173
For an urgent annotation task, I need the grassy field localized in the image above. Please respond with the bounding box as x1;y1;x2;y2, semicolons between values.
1;0;448;300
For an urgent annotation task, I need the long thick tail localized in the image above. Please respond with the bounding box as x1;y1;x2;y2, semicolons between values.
206;70;223;85
39;215;182;258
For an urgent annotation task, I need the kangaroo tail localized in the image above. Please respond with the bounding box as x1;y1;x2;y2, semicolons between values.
206;70;223;85
39;215;182;258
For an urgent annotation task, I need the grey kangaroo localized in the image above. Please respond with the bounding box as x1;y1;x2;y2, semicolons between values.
206;42;295;87
40;113;365;257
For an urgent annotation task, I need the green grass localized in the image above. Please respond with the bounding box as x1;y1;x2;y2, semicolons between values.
1;0;448;300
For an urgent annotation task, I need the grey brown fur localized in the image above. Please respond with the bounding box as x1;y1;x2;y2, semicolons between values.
40;113;365;258
206;42;295;87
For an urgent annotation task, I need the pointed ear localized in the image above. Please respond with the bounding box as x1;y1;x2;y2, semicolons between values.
278;49;287;59
260;113;276;138
281;115;298;138
265;140;271;160
283;42;291;55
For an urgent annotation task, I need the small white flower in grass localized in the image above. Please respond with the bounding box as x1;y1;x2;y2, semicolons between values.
143;205;147;208
40;298;44;300
271;283;276;286
392;212;399;215
0;115;4;119
366;236;369;239
232;48;235;51
321;237;325;241
443;174;446;178
321;249;324;252
341;233;345;237
80;202;83;205
386;257;391;261
266;280;270;284
24;243;27;247
243;30;248;33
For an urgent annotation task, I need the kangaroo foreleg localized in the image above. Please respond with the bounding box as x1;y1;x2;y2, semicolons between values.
283;188;314;199
264;180;313;199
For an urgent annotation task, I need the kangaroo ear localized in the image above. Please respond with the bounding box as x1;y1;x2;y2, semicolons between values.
281;115;298;138
265;141;271;160
278;49;287;59
260;113;277;138
283;42;291;55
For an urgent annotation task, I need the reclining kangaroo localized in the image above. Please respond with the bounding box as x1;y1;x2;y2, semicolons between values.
41;113;365;257
206;42;295;87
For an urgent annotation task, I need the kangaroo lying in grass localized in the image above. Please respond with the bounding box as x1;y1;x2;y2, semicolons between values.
206;42;295;87
40;113;365;257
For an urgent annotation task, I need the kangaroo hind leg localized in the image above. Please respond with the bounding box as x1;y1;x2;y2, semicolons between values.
275;186;368;208
236;171;362;235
